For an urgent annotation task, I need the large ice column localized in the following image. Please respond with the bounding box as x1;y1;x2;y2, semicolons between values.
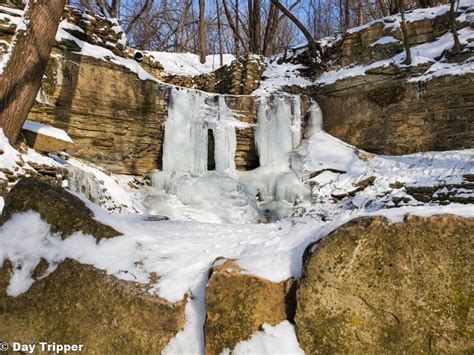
162;87;208;175
254;95;303;166
304;99;323;138
212;96;237;174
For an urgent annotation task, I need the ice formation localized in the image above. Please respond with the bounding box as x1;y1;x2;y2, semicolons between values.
254;95;302;166
149;88;315;223
161;88;209;175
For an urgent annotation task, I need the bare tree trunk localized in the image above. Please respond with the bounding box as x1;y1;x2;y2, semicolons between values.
357;0;364;26
248;0;255;52
0;0;66;144
449;0;462;54
377;0;388;17
234;0;240;56
270;0;319;57
198;0;206;63
263;2;279;55
253;0;262;54
216;0;224;66
398;0;411;65
344;0;350;30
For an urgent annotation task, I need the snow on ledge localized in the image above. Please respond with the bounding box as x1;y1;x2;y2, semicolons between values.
22;120;73;143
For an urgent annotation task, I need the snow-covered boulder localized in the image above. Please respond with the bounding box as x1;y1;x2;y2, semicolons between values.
205;259;295;354
0;177;120;239
0;258;186;353
22;120;73;153
295;214;473;354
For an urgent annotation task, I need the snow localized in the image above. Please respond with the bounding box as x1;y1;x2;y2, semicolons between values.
144;51;235;76
0;113;473;355
229;321;304;355
252;59;312;96
22;120;73;143
58;156;146;214
346;2;455;35
370;36;400;46
0;130;62;173
315;26;474;85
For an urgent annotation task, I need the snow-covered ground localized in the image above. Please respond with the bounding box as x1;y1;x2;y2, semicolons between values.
0;114;473;353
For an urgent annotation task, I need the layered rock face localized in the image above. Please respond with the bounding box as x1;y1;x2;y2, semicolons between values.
288;5;474;154
29;52;170;175
296;215;473;354
311;72;474;154
163;54;266;95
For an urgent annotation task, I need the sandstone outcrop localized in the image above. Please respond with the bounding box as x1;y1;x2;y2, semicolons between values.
205;259;296;354
310;72;474;154
0;259;186;354
295;214;474;354
0;177;120;239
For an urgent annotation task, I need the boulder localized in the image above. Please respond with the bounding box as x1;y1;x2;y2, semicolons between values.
0;177;121;240
22;129;72;153
295;215;473;354
204;259;296;355
0;258;186;353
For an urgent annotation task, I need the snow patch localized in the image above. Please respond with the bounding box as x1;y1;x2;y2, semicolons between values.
22;120;73;143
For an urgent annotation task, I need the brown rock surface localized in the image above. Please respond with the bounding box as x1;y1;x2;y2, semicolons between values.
0;259;186;354
311;73;474;154
205;259;296;355
295;214;474;354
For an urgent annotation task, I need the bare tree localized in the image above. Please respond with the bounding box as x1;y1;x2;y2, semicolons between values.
270;0;319;57
222;0;248;53
398;0;411;64
448;0;462;54
125;0;153;34
216;0;224;65
0;0;66;144
198;0;206;63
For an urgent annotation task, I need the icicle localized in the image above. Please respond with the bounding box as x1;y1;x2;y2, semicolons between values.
290;95;302;148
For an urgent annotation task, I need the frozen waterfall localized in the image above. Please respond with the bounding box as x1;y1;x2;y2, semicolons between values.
254;95;303;166
161;87;238;175
149;88;319;223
